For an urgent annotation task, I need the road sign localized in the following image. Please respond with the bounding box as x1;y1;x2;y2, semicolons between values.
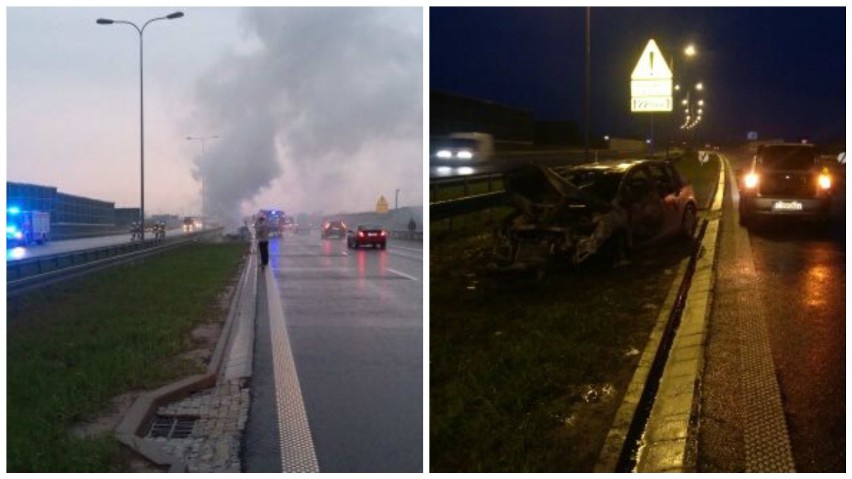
632;97;672;112
839;152;846;164
631;39;673;80
376;195;389;213
631;80;672;97
631;39;672;113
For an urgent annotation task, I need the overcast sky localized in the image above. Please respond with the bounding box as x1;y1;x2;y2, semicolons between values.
6;7;423;224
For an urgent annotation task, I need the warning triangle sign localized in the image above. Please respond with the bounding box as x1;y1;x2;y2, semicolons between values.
631;39;672;80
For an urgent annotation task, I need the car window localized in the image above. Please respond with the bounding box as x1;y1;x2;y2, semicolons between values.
760;146;815;170
647;164;677;195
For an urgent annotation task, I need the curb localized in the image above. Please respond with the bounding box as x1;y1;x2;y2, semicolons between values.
596;155;726;472
114;243;258;472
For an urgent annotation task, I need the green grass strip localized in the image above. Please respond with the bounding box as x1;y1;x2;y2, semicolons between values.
7;242;246;472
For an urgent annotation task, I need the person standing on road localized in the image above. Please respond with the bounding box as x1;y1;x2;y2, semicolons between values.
255;215;270;269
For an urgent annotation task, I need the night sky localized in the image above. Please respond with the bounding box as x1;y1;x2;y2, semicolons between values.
431;7;845;145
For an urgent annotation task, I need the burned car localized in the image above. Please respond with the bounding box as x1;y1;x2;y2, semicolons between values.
492;159;698;271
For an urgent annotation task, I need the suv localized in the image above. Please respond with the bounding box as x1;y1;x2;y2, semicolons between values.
739;143;833;225
321;220;347;239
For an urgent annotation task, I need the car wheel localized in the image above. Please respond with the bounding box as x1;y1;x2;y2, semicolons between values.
681;204;697;238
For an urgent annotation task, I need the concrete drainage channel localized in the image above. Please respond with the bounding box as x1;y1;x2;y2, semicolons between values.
596;156;726;472
114;245;259;472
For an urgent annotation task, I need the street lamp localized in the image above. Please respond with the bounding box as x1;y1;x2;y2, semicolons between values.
97;11;184;240
684;44;697;57
186;135;219;229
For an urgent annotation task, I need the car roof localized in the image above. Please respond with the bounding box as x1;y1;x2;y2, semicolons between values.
558;158;665;174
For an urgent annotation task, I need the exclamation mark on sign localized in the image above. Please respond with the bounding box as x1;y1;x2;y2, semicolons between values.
649;51;654;76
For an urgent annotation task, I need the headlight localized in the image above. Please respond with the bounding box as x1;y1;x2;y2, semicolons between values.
456;150;474;160
744;173;759;189
436;150;452;159
818;173;832;190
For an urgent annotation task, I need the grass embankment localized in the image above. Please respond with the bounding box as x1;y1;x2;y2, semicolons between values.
7;242;246;472
430;155;721;472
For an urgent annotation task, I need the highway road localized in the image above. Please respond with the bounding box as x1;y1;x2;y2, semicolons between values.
698;152;845;472
244;233;423;472
5;228;193;262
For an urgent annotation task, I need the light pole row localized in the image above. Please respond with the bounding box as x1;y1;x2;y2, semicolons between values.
97;11;184;240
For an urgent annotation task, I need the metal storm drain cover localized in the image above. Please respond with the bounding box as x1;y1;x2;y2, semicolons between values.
147;415;197;439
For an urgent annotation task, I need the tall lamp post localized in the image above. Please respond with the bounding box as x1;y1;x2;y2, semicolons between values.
186;135;219;229
395;188;401;210
97;11;184;240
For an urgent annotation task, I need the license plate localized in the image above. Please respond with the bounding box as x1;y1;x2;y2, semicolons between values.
772;201;803;211
368;233;376;237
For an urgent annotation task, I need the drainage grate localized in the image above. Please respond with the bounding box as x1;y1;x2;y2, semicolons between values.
147;415;197;439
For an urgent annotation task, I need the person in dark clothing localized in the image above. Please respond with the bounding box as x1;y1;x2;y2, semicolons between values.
255;215;270;269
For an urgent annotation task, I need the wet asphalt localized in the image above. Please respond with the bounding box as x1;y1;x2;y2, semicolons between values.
243;234;423;472
698;153;845;472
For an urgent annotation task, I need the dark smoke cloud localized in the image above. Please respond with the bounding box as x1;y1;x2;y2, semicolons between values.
188;8;422;227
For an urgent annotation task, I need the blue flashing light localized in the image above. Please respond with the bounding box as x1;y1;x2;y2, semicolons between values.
7;206;21;215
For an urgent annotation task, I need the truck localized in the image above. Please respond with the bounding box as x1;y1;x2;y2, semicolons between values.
6;208;50;247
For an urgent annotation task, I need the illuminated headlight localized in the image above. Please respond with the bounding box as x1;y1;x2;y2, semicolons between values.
818;174;832;190
456;150;474;160
436;150;452;159
744;173;759;189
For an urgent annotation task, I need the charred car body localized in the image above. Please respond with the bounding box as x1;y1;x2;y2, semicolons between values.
493;159;697;271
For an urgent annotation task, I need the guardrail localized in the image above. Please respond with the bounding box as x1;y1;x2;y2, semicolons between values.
390;230;423;240
7;228;223;296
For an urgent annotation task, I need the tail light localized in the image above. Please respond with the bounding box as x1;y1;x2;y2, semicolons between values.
818;173;832;190
743;172;759;189
358;231;365;238
380;231;386;237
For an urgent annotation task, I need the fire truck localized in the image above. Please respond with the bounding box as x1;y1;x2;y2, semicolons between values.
6;207;50;247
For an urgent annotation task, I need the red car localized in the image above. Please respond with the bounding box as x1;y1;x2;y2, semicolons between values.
347;224;387;250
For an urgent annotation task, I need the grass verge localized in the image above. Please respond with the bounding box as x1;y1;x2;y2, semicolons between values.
430;156;721;471
6;241;247;472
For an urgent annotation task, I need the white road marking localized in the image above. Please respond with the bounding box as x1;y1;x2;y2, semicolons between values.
265;268;320;472
387;268;418;281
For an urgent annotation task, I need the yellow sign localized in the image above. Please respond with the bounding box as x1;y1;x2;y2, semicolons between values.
631;39;673;80
376;195;389;214
631;39;673;113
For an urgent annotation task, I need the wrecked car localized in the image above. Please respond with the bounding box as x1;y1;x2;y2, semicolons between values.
492;159;698;271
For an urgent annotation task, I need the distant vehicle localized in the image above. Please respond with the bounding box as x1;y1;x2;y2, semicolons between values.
282;216;296;233
183;217;196;232
431;132;494;162
6;208;49;247
347;224;387;250
259;209;285;237
492;159;697;271
739;143;832;225
322;220;347;239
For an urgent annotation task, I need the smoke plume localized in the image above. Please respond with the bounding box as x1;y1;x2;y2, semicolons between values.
188;8;422;228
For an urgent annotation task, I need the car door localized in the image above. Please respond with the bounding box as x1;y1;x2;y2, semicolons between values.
622;166;665;242
647;163;683;237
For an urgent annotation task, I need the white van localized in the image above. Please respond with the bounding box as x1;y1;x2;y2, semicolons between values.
432;132;494;162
